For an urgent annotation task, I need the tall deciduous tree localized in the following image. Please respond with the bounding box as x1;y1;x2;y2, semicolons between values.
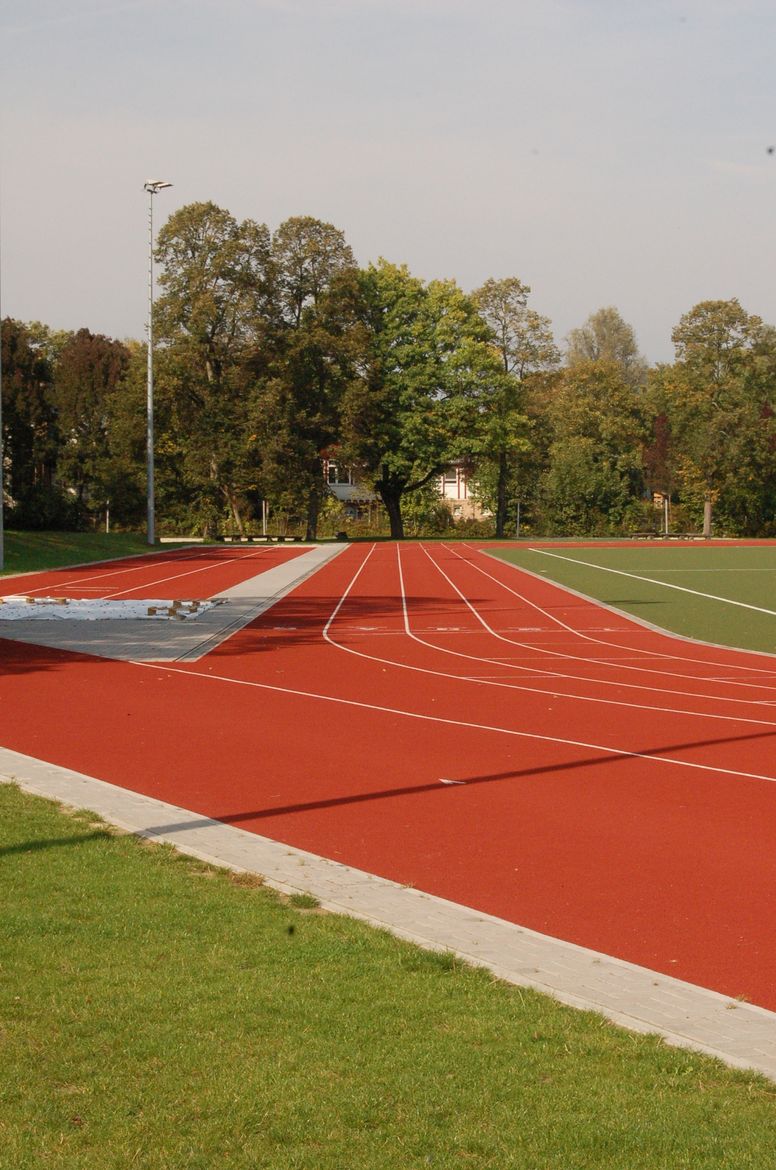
567;307;647;388
273;216;355;327
339;262;496;539
0;318;60;526
473;277;560;536
99;340;148;528
53;328;130;514
253;217;356;539
155;201;273;536
539;360;648;534
649;299;775;534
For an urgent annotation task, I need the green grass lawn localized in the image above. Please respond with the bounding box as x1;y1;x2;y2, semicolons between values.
0;531;159;578
3;783;776;1170
488;544;776;655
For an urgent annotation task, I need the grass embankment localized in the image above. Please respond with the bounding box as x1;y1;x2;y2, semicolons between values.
0;531;157;578
3;784;776;1170
490;544;776;655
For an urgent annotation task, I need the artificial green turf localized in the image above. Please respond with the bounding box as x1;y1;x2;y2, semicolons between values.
488;544;776;655
0;531;159;578
2;784;776;1170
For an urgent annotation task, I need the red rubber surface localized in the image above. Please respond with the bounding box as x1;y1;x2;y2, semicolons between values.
0;544;306;601
2;542;775;1008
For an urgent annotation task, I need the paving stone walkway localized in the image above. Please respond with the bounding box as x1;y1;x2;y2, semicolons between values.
3;745;775;1083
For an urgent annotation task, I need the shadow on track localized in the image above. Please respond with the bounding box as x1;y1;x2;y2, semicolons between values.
208;594;476;657
0;594;474;673
137;727;776;837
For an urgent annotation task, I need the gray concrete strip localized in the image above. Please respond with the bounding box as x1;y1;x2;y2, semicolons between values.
215;543;345;601
0;543;346;662
2;744;775;1082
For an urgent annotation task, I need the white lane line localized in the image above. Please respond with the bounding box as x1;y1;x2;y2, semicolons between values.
129;657;776;787
530;548;776;618
407;546;776;718
103;546;274;599
314;543;776;733
456;545;776;693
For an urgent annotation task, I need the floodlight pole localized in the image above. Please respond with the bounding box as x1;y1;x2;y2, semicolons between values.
144;179;172;546
0;206;4;573
0;307;4;574
0;328;4;574
0;193;4;571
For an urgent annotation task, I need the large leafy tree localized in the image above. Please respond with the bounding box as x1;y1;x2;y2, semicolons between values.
0;318;60;526
649;299;776;534
539;359;648;534
252;217;356;539
339;261;496;539
53;328;130;515
154;201;273;536
567;306;648;388
99;340;149;528
472;277;560;536
273;216;355;327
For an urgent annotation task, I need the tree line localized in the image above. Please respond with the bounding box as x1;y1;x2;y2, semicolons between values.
2;203;775;539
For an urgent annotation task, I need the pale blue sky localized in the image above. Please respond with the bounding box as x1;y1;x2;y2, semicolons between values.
2;0;775;361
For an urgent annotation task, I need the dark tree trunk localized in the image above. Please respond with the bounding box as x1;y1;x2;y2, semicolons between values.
381;490;405;540
305;485;320;542
495;449;508;539
223;485;245;536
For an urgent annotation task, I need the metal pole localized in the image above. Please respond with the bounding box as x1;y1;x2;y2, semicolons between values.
146;186;155;546
515;499;521;539
0;320;4;574
143;179;172;548
0;197;4;572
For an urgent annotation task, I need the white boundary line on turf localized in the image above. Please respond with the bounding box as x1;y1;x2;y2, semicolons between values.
479;546;776;666
530;547;776;618
2;746;776;1082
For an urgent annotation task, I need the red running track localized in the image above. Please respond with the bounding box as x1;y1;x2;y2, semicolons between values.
0;544;307;601
2;542;775;1007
